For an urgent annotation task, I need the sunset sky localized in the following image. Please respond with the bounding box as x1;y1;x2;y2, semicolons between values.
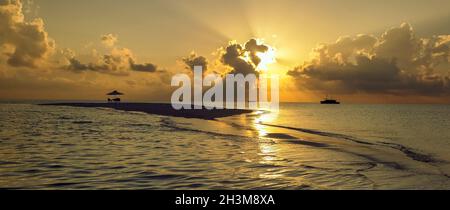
1;0;449;103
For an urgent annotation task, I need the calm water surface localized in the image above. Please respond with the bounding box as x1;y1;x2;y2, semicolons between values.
0;103;449;189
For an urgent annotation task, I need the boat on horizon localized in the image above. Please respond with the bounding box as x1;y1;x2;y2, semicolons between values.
320;96;340;104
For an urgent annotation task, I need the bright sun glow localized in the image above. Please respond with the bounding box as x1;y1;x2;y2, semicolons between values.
237;39;277;72
256;46;276;71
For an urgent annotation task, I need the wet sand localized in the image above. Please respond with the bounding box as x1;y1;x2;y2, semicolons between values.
41;103;253;120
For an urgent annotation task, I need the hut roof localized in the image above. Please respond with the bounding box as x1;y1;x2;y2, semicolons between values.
106;90;124;96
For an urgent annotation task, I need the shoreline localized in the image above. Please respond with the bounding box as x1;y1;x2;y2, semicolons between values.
40;103;254;120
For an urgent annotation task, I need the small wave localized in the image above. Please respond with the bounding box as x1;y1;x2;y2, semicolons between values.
284;139;329;148
135;171;187;180
379;142;439;163
47;182;81;187
19;169;42;174
72;121;93;124
125;123;154;128
261;123;374;145
160;118;251;139
264;133;329;147
47;164;65;169
264;133;297;139
261;123;441;164
0;161;19;165
58;116;72;120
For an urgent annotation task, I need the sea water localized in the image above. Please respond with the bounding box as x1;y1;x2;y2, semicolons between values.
0;103;449;189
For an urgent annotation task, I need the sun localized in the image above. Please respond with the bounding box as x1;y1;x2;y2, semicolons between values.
238;38;278;72
256;46;276;71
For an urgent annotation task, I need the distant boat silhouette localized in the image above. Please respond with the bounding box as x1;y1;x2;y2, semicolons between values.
320;96;340;104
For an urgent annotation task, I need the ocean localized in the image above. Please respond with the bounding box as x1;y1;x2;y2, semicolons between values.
0;103;449;189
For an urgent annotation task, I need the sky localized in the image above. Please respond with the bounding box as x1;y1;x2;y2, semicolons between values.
0;0;449;103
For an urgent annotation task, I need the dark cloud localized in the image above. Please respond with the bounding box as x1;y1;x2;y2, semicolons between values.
221;43;255;75
375;23;420;69
221;38;270;75
67;46;158;75
67;48;131;75
129;58;157;72
67;58;89;71
67;34;159;74
182;52;208;71
288;23;450;96
0;0;55;68
244;38;269;67
321;35;377;62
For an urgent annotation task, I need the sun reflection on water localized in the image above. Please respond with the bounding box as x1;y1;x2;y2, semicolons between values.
254;110;278;137
252;110;286;180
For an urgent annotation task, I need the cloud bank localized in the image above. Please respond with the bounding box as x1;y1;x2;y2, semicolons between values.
67;35;158;75
0;0;55;68
288;23;450;96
